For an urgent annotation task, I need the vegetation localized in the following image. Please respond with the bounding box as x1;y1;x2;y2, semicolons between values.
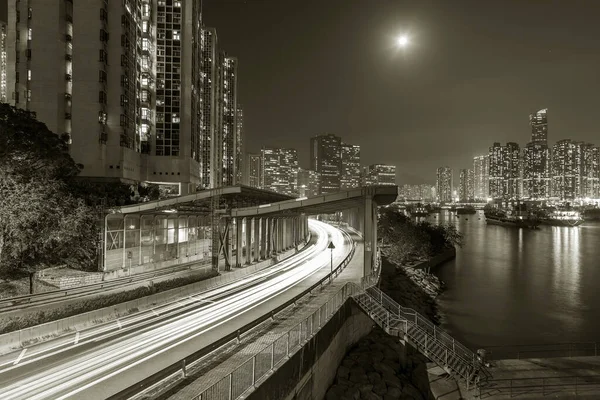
0;271;218;334
378;207;462;265
0;104;160;286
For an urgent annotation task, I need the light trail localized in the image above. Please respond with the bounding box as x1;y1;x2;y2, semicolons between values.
0;220;350;400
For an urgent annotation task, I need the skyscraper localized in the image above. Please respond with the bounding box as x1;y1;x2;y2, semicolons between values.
246;153;262;189
523;109;551;199
235;105;244;185
436;167;453;202
5;1;208;194
582;144;600;199
310;133;342;194
297;168;320;197
0;21;6;103
364;164;396;186
220;55;238;186
340;143;361;189
261;147;298;196
552;140;584;200
199;27;219;189
488;142;521;199
473;155;489;200
459;169;474;202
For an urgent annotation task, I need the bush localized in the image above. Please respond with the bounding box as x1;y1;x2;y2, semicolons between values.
0;270;218;334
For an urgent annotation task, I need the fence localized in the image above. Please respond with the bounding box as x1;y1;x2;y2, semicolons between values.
479;375;600;398
484;342;599;361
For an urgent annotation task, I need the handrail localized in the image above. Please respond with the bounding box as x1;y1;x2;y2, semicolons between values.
113;227;357;400
479;374;600;397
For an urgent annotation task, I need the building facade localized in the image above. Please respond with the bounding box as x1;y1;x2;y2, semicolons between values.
297;168;320;198
459;169;474;202
364;164;396;186
488;142;521;199
261;147;298;196
473;155;489;200
310;133;342;194
246;152;262;188
552;140;584;200
199;27;219;189
0;21;6;103
436;167;453;203
340;143;361;189
235;105;243;185
220;54;238;186
523;109;551;199
582;144;600;199
399;184;435;201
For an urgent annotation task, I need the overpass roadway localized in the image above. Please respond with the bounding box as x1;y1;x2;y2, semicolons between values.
0;220;352;400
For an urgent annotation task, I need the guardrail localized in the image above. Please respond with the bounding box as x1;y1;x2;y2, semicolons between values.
0;260;215;311
478;375;600;397
118;229;357;400
483;342;599;361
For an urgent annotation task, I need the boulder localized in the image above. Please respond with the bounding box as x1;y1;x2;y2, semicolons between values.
373;381;388;396
367;371;382;384
337;365;350;380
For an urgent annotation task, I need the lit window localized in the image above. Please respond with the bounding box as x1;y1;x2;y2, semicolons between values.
172;114;180;123
174;1;181;7
28;28;32;40
173;30;180;41
28;70;31;80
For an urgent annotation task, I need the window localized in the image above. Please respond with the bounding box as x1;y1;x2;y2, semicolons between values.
172;113;180;124
174;1;181;7
99;70;107;83
99;49;107;62
100;29;109;42
173;30;180;41
28;28;32;40
98;111;107;124
98;91;107;104
27;70;31;81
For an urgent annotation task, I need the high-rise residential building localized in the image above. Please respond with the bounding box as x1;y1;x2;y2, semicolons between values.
235;105;244;185
523;109;551;199
5;1;208;195
340;143;361;189
297;168;320;198
0;21;6;103
552;140;585;200
473;155;489;200
582;144;600;199
199;27;219;189
310;133;342;194
220;55;238;186
488;142;521;199
530;108;548;145
436;167;453;202
246;152;262;189
459;169;474;202
261;147;298;196
364;164;396;186
399;184;435;201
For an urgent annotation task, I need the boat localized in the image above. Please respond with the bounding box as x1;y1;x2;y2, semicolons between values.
484;203;540;229
411;206;430;217
583;208;600;221
426;205;442;213
541;210;584;227
455;206;476;215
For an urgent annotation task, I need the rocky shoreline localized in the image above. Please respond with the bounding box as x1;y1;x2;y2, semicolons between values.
324;250;454;399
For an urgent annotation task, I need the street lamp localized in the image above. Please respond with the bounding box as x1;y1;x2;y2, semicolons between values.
396;35;409;48
328;241;336;283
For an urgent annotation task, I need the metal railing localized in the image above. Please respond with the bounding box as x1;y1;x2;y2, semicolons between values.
192;232;358;400
352;282;490;390
478;375;600;398
484;342;599;361
195;283;358;400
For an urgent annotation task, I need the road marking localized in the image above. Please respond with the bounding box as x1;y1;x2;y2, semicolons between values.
74;331;80;344
116;319;122;329
13;348;27;365
152;309;159;316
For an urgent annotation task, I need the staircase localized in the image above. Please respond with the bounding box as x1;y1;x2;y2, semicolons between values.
352;280;491;392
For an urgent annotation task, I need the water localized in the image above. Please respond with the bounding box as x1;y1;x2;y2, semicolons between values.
425;211;600;349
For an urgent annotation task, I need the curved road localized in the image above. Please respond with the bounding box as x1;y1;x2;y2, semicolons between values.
0;220;351;400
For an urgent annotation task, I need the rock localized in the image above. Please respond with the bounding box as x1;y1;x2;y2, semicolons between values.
362;393;383;400
373;361;396;376
337;365;350;380
385;386;403;399
367;371;382;384
345;386;361;400
342;358;356;368
358;383;374;395
401;383;425;400
371;350;385;362
325;385;346;400
373;381;388;396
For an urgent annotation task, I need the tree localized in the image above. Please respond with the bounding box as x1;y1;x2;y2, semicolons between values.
0;104;99;286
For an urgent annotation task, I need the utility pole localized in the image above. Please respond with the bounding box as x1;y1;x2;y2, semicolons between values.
328;241;335;283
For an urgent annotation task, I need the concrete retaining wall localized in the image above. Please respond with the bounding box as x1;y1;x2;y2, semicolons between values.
0;243;307;354
248;300;374;400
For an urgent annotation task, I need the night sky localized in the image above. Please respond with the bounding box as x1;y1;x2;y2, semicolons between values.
2;1;600;184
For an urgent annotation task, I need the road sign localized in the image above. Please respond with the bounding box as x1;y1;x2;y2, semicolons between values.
328;242;335;250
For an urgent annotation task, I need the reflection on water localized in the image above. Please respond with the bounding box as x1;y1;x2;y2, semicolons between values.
427;211;599;348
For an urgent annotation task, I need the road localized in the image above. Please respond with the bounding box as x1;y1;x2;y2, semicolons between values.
0;220;352;400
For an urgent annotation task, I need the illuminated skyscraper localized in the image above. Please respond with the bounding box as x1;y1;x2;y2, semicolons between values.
199;27;219;189
459;169;474;202
0;21;6;103
220;55;238;186
5;1;207;194
340;143;361;189
552;140;585;200
246;153;262;188
261;147;298;196
523;109;551;199
399;184;435;201
436;167;453;202
235;105;244;185
310;133;342;194
364;164;396;186
582;144;600;199
488;142;521;199
473;155;489;200
297;168;320;197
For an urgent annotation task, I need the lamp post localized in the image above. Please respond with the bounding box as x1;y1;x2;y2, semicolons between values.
328;241;336;283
